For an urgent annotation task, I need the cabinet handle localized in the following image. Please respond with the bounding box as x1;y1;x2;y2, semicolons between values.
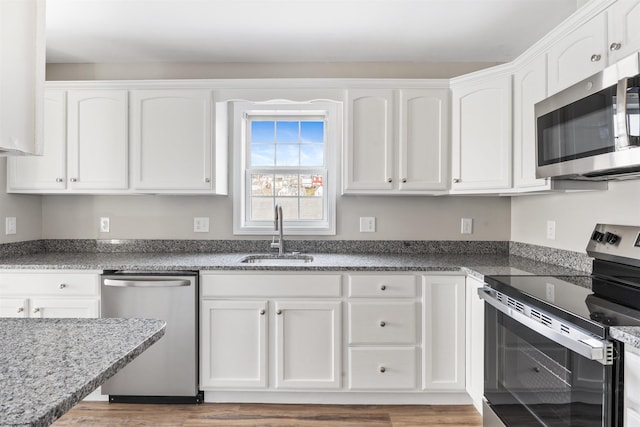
277;309;282;315
17;307;24;313
55;178;63;183
401;178;407;183
379;321;386;327
204;178;211;183
33;308;40;313
386;178;392;183
259;309;266;315
590;54;602;62
453;178;461;183
59;283;67;289
379;366;386;373
380;284;386;291
610;42;622;51
70;178;77;182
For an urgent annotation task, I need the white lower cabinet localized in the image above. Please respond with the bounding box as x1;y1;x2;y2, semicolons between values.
0;271;100;318
625;346;640;426
349;347;417;390
465;275;485;413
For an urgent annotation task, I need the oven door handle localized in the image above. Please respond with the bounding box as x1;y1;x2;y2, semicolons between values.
478;286;613;365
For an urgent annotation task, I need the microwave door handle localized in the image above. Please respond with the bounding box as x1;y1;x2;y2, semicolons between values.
616;77;630;149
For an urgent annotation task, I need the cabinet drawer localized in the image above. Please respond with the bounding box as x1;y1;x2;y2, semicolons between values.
0;273;100;296
349;302;417;345
348;275;416;298
201;274;341;298
349;347;417;390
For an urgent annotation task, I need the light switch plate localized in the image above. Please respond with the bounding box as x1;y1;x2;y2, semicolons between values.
194;217;210;233
359;217;376;233
99;217;110;233
461;218;473;234
5;217;16;235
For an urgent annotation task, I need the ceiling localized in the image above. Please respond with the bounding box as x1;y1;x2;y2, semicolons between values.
46;0;582;64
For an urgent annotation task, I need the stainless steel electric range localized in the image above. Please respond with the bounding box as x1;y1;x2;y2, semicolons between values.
480;224;640;427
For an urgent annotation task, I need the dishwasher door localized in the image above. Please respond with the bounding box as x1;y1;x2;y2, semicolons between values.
100;272;200;403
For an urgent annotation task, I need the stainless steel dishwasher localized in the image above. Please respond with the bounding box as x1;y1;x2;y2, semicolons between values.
100;271;202;403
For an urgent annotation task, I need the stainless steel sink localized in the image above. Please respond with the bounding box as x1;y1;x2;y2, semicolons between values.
240;254;314;265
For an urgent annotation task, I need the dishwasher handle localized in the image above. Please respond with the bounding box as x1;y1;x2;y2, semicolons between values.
103;278;191;288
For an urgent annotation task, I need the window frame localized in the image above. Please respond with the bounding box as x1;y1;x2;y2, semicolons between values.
233;101;339;235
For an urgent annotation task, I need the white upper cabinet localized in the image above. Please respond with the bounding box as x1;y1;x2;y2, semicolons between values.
0;0;45;155
67;90;129;191
343;87;449;194
450;71;512;192
130;89;215;192
8;90;67;191
607;0;640;63
513;55;551;191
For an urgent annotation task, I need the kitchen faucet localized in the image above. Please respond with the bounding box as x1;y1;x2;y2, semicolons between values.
270;204;284;256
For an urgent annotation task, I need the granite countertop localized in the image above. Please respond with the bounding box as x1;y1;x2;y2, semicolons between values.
0;318;166;427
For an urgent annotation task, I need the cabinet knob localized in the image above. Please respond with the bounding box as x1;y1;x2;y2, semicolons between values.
590;54;602;62
33;308;40;313
380;284;386;291
259;309;266;315
453;178;461;183
379;366;386;373
59;283;67;289
277;309;282;315
386;178;392;183
17;307;24;313
204;178;211;183
401;178;407;183
70;178;77;182
379;321;386;327
55;178;63;183
610;42;622;51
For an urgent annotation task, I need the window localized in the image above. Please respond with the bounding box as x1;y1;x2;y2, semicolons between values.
233;101;339;235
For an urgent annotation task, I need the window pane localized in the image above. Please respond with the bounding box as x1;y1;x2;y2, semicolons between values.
300;144;324;166
276;121;299;143
251;143;275;166
300;174;323;197
301;121;324;143
275;197;299;220
251;197;274;221
276;144;299;166
251;121;275;143
251;174;274;196
300;197;323;220
275;174;300;196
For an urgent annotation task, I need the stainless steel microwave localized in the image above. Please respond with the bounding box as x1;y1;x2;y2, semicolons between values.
535;52;640;181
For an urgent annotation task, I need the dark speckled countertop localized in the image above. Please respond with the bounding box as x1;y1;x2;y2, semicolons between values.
0;318;165;427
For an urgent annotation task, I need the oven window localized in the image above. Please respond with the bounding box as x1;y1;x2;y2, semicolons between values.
537;84;617;166
485;310;609;426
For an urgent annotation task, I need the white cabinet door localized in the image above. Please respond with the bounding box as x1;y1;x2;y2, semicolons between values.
398;89;449;191
451;74;512;192
67;90;128;190
422;275;466;391
30;298;99;318
0;298;28;318
8;89;67;191
625;347;640;426
344;89;394;191
131;89;213;191
608;0;640;63
547;13;607;95
513;55;551;192
465;275;485;413
274;300;341;389
200;300;268;389
0;0;45;155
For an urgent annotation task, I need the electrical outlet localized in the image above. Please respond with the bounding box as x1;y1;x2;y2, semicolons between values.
5;217;16;235
461;218;473;234
194;217;210;233
100;217;110;233
359;217;376;233
546;282;555;303
546;220;556;240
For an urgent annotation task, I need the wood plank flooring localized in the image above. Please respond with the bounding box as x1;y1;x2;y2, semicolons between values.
52;402;482;427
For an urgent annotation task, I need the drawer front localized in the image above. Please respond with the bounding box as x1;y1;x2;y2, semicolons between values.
348;275;416;298
349;347;417;390
349;302;417;345
201;274;342;298
0;273;100;296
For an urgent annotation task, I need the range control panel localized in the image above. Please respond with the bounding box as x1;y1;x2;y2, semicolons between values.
586;224;640;266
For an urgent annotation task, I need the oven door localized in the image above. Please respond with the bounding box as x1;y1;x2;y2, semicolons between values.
484;304;620;427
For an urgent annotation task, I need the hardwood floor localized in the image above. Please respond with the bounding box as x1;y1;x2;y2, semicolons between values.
53;402;482;427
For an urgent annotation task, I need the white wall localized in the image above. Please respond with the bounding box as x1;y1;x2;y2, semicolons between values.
41;194;511;241
511;180;640;253
0;158;42;243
